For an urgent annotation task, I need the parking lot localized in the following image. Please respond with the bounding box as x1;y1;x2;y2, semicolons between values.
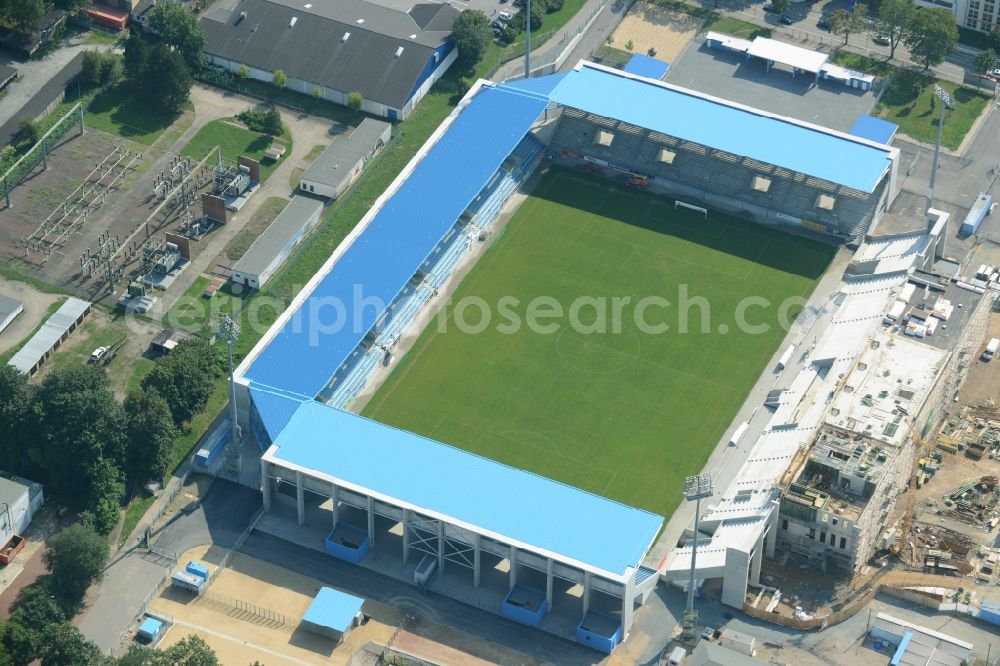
665;34;878;132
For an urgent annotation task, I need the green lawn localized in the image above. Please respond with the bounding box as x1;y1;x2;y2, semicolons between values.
875;73;991;150
84;30;121;46
831;51;896;78
181;119;290;183
363;169;833;517
85;84;191;146
118;492;156;549
703;17;771;39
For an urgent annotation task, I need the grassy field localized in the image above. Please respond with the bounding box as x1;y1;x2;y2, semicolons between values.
830;51;896;78
181;119;291;183
86;85;192;146
119;492;156;548
875;73;991;150
703;17;771;39
364;169;833;517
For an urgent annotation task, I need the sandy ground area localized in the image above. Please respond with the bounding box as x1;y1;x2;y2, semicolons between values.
610;3;702;65
960;311;1000;407
148;546;398;666
0;275;61;357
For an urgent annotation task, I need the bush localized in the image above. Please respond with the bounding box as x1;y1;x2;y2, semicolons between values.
347;91;364;112
543;0;564;14
237;105;283;135
15;120;39;147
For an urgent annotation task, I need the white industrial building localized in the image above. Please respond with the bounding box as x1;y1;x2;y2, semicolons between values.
0;294;23;335
0;473;44;544
299;119;392;200
663;214;954;608
231;195;324;290
916;0;998;33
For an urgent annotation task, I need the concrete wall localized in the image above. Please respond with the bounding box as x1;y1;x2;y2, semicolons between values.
0;484;39;544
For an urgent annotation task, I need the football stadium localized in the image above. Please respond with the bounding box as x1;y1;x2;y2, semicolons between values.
234;61;900;651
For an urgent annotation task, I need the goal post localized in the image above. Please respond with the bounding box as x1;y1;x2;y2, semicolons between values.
674;200;708;218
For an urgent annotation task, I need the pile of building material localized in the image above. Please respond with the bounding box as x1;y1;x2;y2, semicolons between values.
941;476;999;526
913;525;977;575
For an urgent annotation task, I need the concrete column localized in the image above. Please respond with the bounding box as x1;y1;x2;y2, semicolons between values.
509;545;518;591
621;567;635;633
367;496;375;552
330;483;338;526
261;461;271;512
437;521;445;574
295;471;305;526
546;558;554;609
582;571;592;615
473;534;481;587
751;546;762;585
402;509;410;563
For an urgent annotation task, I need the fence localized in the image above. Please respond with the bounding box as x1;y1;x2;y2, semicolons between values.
195;589;290;629
0;102;83;205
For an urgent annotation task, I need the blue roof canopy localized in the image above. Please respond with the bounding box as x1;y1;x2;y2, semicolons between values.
272;401;664;577
244;84;548;397
623;54;670;80
549;64;893;192
249;385;309;440
303;587;364;632
849;114;897;145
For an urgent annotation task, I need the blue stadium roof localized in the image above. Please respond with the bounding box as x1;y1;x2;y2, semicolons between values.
244;84;549;397
549;64;893;192
500;72;567;97
271;401;664;577
303;587;364;633
623;54;670;80
249;385;309;440
849;114;897;145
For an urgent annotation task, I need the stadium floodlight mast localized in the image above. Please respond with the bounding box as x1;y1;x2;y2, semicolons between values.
220;314;243;472
524;0;531;79
683;473;713;639
927;84;954;213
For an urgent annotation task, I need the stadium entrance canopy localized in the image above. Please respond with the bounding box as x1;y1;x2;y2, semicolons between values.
746;37;829;80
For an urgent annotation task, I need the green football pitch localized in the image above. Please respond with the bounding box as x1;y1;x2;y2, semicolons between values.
363;168;834;518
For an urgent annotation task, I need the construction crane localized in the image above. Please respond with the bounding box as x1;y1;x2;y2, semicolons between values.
893;430;930;560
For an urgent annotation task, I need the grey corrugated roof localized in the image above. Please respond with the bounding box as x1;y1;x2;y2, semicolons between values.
233;195;324;277
7;297;90;375
0;294;23;319
0;52;83;147
267;0;454;46
300;118;390;189
202;0;455;108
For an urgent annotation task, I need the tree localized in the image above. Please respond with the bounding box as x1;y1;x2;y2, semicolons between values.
272;69;288;88
142;339;221;426
770;0;791;14
313;85;322;99
903;7;958;69
262;105;283;135
44;524;110;605
5;0;46;33
38;623;100;666
647;47;657;57
152;636;218;665
123;388;176;488
150;44;193;113
0;365;33;477
451;10;491;66
81;51;105;88
84;458;125;535
1;618;38;665
625;39;634;51
876;0;916;57
146;0;205;68
53;0;93;13
347;91;364;112
238;63;249;78
124;31;151;85
989;27;1000;52
830;3;868;45
31;366;126;505
15;120;39;147
974;47;998;87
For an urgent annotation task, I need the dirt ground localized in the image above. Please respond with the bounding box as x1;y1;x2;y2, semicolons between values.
960;311;1000;408
0;275;62;356
610;4;702;66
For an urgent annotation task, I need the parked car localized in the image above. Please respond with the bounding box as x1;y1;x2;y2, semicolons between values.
763;3;777;11
498;10;513;22
873;33;891;45
991;68;1000;77
816;16;830;29
89;346;108;363
780;14;793;24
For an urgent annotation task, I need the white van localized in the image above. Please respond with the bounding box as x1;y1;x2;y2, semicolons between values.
983;337;999;361
667;646;687;666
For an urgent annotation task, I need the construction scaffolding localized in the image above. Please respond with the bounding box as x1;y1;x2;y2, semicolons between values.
23;146;142;262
